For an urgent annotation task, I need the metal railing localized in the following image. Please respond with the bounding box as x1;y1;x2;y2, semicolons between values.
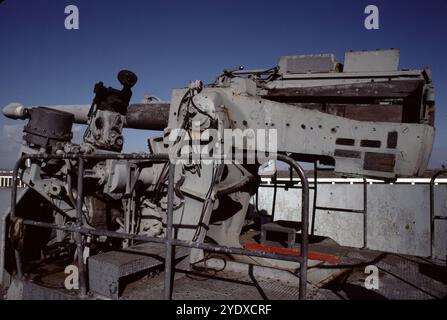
311;164;368;248
259;163;368;248
9;152;310;299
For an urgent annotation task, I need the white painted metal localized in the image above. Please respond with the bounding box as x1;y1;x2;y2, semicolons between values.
257;179;447;259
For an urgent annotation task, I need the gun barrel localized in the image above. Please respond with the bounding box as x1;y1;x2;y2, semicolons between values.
3;102;170;131
126;103;170;130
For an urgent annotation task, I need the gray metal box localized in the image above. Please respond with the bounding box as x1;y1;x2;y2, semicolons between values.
278;54;339;74
343;49;400;72
88;243;189;299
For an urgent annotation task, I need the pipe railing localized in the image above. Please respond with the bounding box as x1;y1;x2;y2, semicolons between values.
9;152;309;299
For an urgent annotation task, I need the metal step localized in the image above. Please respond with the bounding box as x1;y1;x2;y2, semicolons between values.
88;242;189;299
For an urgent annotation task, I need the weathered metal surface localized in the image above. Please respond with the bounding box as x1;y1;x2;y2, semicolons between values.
263;79;424;125
258;182;447;259
363;152;396;172
175;83;434;179
284;103;404;123
6;247;445;300
261;222;297;249
433;183;447;218
430;170;447;260
367;184;430;256
265;80;422;100
23;107;74;147
0;188;26;286
1;49;441;302
3;102;170;131
125;103;170;130
434;220;447;261
278;54;339;74
6;279;81;300
343;49;400;73
88;243;189;299
258;184;365;248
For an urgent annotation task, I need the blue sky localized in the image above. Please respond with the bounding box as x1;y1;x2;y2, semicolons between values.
0;0;446;168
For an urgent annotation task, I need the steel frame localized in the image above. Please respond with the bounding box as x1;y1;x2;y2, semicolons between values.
9;153;310;299
260;163;368;248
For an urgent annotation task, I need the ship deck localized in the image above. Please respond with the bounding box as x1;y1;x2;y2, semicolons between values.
2;235;446;300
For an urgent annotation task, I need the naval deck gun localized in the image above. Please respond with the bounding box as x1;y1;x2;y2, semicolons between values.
0;49;438;300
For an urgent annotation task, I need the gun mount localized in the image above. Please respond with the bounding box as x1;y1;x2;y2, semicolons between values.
0;49;437;299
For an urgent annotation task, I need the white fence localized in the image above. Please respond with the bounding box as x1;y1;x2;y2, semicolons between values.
0;171;24;188
258;177;447;260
